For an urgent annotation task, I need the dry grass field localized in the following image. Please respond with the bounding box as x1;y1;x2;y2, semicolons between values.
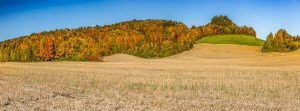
1;43;300;110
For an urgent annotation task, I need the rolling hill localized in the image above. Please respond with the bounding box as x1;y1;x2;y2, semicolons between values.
196;35;264;46
0;15;257;62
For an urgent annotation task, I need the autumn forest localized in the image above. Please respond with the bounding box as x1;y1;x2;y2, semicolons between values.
0;15;299;62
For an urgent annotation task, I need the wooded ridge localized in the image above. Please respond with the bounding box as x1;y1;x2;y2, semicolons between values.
1;15;296;62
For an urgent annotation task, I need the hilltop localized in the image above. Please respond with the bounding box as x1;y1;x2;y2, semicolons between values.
196;35;264;46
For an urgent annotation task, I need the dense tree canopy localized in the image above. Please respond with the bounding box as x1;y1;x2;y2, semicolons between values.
189;15;256;39
262;29;300;52
211;15;236;26
0;16;257;62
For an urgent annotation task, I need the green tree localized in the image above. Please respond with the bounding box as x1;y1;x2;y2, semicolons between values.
262;33;273;52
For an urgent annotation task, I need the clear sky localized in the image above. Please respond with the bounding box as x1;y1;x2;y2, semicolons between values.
0;0;300;41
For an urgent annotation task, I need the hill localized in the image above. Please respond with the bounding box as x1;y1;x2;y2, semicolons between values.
0;15;258;62
196;35;264;46
166;43;262;60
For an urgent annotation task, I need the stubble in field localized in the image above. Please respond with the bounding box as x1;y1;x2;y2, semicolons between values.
0;44;300;110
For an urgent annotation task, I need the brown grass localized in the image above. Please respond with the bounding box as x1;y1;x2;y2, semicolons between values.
0;43;300;110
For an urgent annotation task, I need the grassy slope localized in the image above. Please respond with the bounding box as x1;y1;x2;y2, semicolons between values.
196;35;264;46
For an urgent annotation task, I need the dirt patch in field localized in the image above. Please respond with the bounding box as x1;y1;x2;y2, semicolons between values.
104;54;144;62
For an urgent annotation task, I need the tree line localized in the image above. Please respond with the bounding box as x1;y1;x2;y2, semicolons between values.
262;29;300;52
0;15;257;62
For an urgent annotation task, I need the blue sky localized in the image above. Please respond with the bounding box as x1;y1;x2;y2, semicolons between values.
0;0;300;41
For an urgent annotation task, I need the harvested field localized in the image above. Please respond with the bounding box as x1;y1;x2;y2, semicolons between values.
0;44;300;110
